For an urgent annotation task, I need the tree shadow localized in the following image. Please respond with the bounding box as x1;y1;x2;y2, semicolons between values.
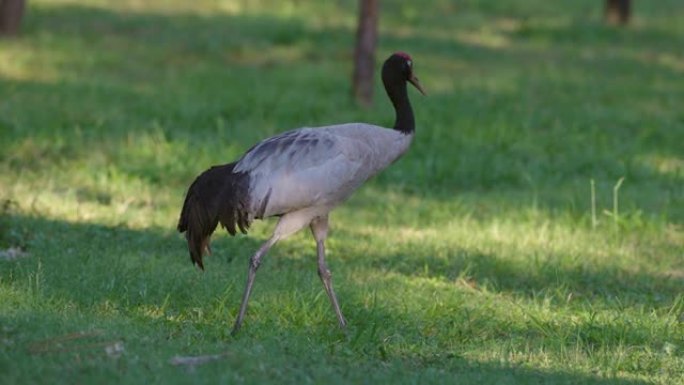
1;0;680;315
0;3;680;382
0;213;666;384
0;1;678;272
0;211;257;309
363;246;682;307
4;3;680;203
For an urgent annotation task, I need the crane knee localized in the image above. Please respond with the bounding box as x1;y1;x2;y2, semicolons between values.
249;255;262;271
318;267;332;280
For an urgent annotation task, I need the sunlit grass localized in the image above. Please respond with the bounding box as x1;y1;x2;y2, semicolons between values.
1;0;683;384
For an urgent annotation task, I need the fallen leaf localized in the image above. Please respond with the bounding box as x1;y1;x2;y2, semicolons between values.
105;341;125;358
0;247;28;261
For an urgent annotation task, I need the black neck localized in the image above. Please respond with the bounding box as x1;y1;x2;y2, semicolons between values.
387;82;415;134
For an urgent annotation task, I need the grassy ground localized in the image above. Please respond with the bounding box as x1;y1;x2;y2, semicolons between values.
1;0;682;383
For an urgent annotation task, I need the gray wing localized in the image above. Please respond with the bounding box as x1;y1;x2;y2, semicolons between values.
234;127;372;218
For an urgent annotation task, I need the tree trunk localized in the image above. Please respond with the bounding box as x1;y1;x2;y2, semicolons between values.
0;0;26;36
352;0;379;107
605;0;631;25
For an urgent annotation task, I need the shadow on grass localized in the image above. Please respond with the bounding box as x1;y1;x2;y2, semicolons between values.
1;213;679;382
0;3;680;382
1;2;680;312
0;317;655;385
0;213;662;384
510;17;684;51
4;3;680;201
364;247;682;305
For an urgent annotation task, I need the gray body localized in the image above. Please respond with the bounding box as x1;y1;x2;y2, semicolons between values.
235;123;414;236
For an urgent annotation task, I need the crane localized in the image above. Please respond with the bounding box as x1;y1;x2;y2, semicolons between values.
178;52;426;335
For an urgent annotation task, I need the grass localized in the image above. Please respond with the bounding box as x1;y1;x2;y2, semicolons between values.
1;0;683;383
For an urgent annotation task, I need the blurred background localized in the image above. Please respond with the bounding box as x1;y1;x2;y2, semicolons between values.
0;1;682;384
1;0;682;225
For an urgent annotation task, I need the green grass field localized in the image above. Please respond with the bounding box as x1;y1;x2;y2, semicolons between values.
1;0;682;383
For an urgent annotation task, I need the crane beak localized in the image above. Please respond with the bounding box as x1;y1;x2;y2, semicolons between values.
408;74;427;96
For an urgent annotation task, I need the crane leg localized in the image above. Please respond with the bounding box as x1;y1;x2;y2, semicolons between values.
310;215;347;328
231;235;278;336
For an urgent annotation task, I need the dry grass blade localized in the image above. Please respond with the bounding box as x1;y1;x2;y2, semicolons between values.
26;330;123;357
27;330;103;354
169;352;230;368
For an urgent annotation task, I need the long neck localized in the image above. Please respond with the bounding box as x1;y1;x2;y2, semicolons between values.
387;82;415;134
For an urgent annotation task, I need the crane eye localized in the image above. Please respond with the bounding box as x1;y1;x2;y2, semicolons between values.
407;60;412;67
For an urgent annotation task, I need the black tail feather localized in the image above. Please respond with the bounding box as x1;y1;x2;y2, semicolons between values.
177;162;250;269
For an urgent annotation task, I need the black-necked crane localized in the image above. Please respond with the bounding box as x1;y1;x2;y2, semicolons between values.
178;52;426;335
